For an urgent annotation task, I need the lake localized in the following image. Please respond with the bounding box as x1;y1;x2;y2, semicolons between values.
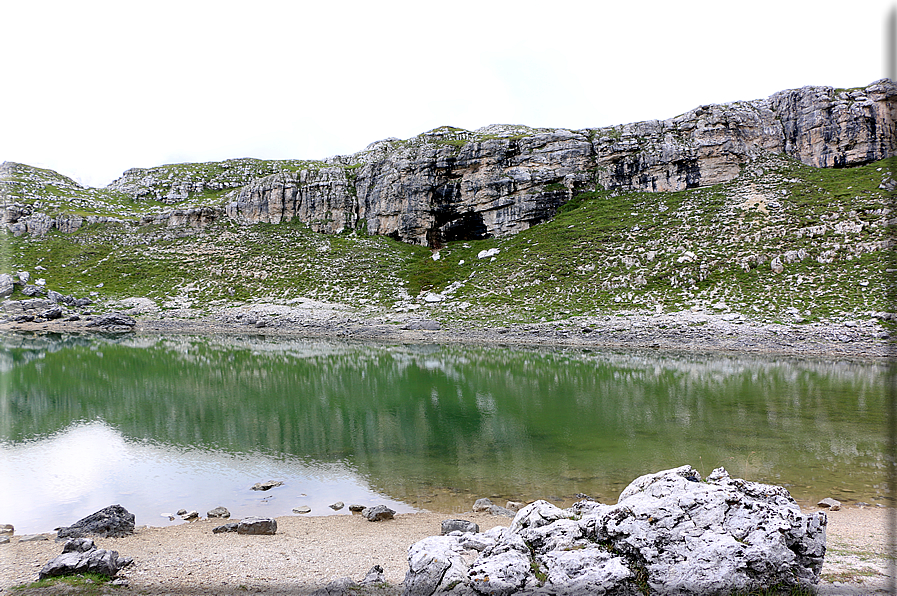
0;333;889;534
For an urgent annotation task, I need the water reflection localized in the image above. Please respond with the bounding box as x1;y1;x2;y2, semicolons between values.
0;333;888;534
0;419;414;534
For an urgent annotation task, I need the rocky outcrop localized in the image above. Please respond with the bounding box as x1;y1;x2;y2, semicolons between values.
403;466;826;596
227;80;896;246
5;80;894;246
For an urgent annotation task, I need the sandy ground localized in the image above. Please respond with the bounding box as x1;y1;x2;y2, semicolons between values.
0;506;892;595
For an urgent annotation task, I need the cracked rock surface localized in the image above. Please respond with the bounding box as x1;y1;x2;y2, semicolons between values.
403;466;826;595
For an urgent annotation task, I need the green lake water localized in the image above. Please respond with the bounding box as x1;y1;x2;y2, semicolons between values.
0;333;889;534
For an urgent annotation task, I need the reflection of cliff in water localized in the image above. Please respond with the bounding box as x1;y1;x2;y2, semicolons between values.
1;334;887;505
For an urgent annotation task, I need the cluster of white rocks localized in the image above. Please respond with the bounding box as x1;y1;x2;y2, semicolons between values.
404;466;827;596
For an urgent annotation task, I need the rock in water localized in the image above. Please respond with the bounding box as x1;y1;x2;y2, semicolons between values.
56;505;135;539
250;480;284;491
817;497;842;511
403;466;826;596
207;506;230;518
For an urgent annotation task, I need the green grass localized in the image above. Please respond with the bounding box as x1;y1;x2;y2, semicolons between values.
1;152;891;326
12;572;114;594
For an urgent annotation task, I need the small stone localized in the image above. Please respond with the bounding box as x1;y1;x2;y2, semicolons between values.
506;501;524;512
348;504;366;512
62;538;96;553
487;504;515;517
0;524;13;535
817;497;841;511
329;502;345;511
207;506;230;519
472;498;494;512
176;509;187;516
19;534;49;542
360;564;385;585
180;510;199;520
292;506;312;514
0;537;9;544
361;505;395;522
441;519;479;535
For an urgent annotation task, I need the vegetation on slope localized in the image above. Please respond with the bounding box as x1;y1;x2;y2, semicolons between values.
0;153;892;328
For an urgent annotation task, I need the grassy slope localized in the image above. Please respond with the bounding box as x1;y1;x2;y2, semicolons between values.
0;153;892;327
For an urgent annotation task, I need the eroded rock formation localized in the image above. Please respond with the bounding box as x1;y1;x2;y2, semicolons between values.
403;466;827;595
4;80;894;247
225;80;896;246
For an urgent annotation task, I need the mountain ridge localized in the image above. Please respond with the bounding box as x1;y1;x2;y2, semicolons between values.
0;80;893;339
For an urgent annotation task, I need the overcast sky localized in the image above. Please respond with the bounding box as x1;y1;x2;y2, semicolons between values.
2;1;893;188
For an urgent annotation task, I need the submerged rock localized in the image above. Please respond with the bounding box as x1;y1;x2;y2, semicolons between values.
403;466;826;596
250;480;284;491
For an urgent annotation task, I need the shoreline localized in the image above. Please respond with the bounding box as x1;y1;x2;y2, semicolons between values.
1;506;893;595
1;300;891;359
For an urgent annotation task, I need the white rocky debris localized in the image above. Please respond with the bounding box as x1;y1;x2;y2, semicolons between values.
403;466;826;595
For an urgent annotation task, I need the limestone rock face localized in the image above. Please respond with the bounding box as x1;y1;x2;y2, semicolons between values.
224;80;895;247
402;466;827;596
5;81;894;247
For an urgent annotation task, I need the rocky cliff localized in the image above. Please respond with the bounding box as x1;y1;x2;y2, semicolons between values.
221;79;895;246
2;80;894;247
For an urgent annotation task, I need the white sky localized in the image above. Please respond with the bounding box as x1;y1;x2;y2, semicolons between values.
1;1;893;188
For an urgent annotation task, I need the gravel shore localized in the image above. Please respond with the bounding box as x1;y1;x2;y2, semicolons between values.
2;299;891;359
0;506;892;595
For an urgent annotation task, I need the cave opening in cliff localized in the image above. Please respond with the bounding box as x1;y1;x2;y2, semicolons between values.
430;211;490;247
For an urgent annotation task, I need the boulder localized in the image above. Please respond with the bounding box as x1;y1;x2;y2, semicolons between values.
403;466;826;596
236;516;277;535
20;285;45;297
0;274;13;298
212;523;239;534
207;506;230;518
348;504;366;512
39;306;63;320
362;505;395;522
329;501;345;511
56;505;135;540
39;538;132;580
84;312;136;329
